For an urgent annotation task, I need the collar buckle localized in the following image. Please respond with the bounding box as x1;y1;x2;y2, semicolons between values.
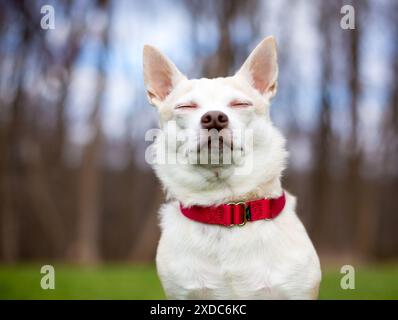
226;201;250;227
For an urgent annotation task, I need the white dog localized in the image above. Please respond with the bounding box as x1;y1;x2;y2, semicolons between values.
143;36;321;299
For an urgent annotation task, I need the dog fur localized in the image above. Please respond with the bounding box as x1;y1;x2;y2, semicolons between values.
143;36;321;299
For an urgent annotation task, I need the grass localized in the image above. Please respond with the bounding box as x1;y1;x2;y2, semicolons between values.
319;264;398;300
0;264;165;300
0;263;397;299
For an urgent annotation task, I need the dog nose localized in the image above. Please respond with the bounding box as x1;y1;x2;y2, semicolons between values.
200;111;229;131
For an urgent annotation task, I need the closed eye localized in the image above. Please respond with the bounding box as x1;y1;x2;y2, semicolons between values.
175;103;198;110
229;100;252;108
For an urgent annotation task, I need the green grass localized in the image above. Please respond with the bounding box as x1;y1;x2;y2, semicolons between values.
0;264;165;299
0;263;397;299
319;264;398;300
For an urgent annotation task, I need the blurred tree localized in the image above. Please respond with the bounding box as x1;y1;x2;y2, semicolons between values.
184;0;260;77
344;0;365;253
68;0;110;263
309;0;335;245
377;0;398;259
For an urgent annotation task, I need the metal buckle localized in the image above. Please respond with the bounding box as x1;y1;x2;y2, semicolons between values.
226;201;248;227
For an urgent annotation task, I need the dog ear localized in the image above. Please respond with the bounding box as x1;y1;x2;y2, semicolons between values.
143;45;186;106
235;36;278;98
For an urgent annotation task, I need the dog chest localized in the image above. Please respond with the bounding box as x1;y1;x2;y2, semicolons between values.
156;202;321;299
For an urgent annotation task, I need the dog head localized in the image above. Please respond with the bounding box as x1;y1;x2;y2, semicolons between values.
143;36;287;205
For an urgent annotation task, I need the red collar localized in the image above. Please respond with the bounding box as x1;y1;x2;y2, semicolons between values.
180;192;286;227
